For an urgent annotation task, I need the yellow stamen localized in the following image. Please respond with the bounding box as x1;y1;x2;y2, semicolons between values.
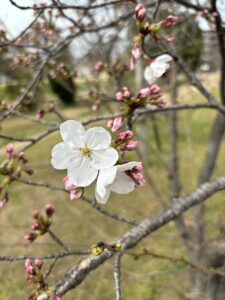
80;145;91;156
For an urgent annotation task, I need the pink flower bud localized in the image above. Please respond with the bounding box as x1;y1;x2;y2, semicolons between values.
115;130;134;143
24;233;36;243
26;265;35;275
107;119;113;129
122;86;131;99
6;143;14;155
134;3;147;21
130;44;141;71
162;15;178;28
63;176;83;200
36;108;45;119
31;223;40;230
34;258;43;269
94;61;104;71
121;140;138;151
111;116;124;132
32;211;40;219
138;87;151;99
45;203;54;216
0;192;9;208
149;84;161;94
25;258;32;269
115;91;123;101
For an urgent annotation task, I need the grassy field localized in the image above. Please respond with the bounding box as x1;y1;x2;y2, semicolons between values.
1;72;225;300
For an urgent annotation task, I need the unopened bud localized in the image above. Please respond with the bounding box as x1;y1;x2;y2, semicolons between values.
45;203;54;216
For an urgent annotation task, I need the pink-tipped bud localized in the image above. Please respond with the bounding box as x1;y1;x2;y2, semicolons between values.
94;61;104;71
26;265;35;275
31;223;40;230
134;3;147;21
107;119;113;129
111;116;124;132
122;86;131;99
115;130;134;143
45;203;54;216
64;176;83;200
34;258;43;269
25;258;32;269
162;15;178;28
138;87;151;99
0;192;9;208
24;233;36;243
130;44;141;71
149;84;161;94
115;91;123;101
32;211;40;219
6;143;14;155
36;108;45;119
121;140;138;151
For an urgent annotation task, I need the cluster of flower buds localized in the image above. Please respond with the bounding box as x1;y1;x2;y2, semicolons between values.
113;130;138;151
106;82;165;132
0;143;31;177
126;164;145;187
94;59;129;79
11;53;40;69
24;204;55;243
63;176;83;200
48;61;76;80
25;258;62;300
137;84;165;107
115;86;132;102
130;3;178;70
0;144;33;208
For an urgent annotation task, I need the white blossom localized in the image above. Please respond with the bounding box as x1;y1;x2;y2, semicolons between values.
95;162;142;204
144;54;172;85
51;120;119;187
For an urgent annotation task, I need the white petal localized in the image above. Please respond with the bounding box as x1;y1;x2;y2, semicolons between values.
117;161;142;173
68;157;98;187
51;142;81;170
95;167;117;204
86;127;111;150
60;120;85;147
110;173;135;194
91;148;119;170
155;54;172;64
144;65;156;84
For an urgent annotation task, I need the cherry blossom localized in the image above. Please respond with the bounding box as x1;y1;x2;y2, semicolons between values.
51;120;119;187
144;54;172;84
95;162;143;204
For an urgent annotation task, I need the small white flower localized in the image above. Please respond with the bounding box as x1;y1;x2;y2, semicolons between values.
51;120;119;187
95;162;142;204
144;54;172;84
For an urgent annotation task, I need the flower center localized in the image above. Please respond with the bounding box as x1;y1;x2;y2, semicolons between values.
80;145;91;156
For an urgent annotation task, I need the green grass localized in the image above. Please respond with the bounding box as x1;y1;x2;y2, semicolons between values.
0;72;224;299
